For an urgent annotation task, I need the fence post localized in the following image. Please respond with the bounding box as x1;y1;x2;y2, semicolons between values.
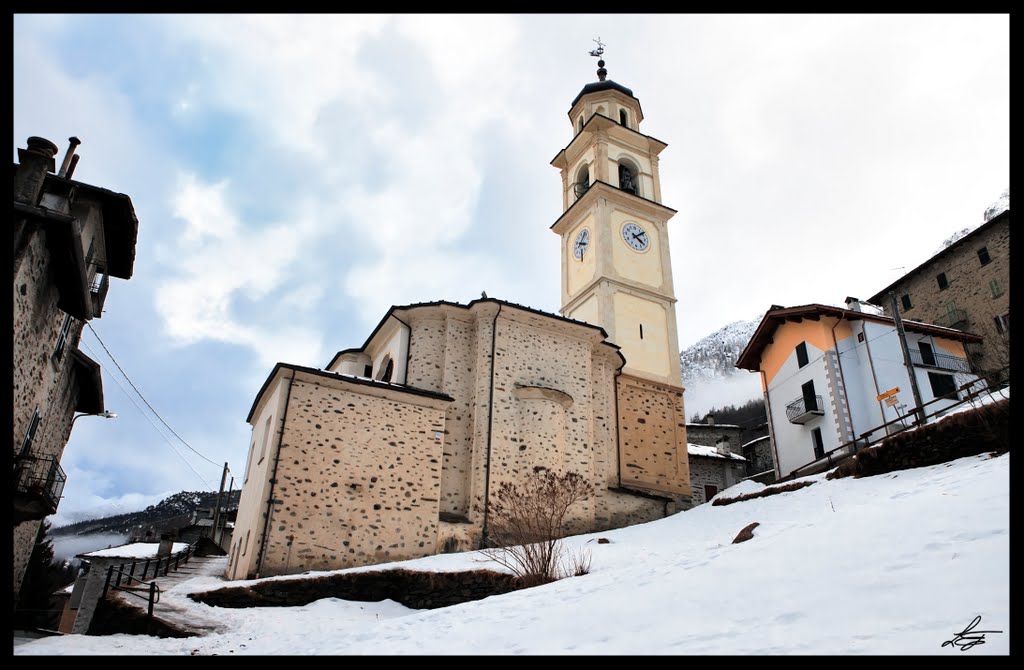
115;563;123;588
103;565;113;598
148;582;156;619
128;561;136;584
142;559;150;580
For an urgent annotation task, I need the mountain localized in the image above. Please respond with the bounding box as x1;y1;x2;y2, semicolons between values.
50;489;241;539
679;316;765;420
679;316;762;387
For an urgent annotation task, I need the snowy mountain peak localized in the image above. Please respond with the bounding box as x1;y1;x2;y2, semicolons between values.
680;315;763;387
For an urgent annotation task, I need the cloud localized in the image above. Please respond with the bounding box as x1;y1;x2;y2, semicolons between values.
155;172;324;367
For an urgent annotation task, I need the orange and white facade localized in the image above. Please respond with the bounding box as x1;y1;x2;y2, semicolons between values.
736;298;985;480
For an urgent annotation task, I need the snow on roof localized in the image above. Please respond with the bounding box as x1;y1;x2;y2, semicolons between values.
687;443;746;461
78;541;190;560
741;435;770;449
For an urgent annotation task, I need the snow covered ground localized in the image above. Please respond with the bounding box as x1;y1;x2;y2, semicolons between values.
14;446;1009;655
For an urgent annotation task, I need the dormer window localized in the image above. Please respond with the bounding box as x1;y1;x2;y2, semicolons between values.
619;109;628;127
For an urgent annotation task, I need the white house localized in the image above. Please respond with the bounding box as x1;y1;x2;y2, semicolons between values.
736;298;985;480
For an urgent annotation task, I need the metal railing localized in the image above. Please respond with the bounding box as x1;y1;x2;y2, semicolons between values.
101;540;199;621
13;455;67;514
785;394;824;423
783;366;1009;480
908;348;971;373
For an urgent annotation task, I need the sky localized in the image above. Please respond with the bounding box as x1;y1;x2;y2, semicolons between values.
12;14;1009;526
14;441;1010;654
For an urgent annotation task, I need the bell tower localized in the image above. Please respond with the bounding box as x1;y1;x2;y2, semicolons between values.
550;49;682;388
551;44;690;498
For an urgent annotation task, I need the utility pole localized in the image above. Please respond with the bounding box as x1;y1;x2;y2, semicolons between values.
889;293;926;425
219;476;234;546
211;462;228;548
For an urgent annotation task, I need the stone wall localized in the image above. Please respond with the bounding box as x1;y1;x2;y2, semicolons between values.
742;436;775;479
189;568;525;611
687;455;746;506
257;374;450;577
872;214;1010;378
616;374;691;496
12;227;87;597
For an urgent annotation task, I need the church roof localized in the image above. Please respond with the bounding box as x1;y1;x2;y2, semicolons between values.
328;297;625;371
246;363;454;423
571;79;637;108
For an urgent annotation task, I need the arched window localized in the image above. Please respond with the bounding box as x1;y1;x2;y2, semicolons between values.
619;109;628;127
577;116;584;134
618;162;637;196
376;355;394;383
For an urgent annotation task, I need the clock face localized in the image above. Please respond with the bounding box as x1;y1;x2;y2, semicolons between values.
573;228;590;260
621;221;649;252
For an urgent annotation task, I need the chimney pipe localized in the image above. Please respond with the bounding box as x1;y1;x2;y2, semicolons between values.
65;154;81;180
58;136;82;178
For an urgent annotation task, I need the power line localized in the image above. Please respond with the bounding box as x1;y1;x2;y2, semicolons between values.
85;323;221;468
79;340;215;490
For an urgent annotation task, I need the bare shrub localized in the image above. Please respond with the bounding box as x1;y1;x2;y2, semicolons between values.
480;470;593;586
564;547;592;577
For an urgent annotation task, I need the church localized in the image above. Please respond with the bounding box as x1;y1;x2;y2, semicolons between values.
226;56;693;580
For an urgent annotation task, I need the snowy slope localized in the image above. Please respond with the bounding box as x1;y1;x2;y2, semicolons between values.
15;450;1009;655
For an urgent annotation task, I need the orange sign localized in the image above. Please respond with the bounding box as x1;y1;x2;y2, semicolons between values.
876;387;900;401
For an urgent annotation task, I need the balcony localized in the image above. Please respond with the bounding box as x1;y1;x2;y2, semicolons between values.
13;455;67;523
935;308;969;330
90;271;109;318
909;348;971;373
786;394;824;424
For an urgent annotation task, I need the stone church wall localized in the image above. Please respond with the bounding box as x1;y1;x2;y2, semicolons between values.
256;375;449;577
616;375;691;496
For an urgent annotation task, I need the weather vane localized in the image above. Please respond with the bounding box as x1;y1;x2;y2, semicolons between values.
590;38;607;81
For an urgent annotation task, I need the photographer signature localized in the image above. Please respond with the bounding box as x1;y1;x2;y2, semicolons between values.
942;616;1002;651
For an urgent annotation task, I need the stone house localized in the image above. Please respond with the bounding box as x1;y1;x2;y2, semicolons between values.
684;419;748;505
227;59;696;580
13;136;139;603
868;208;1009;383
736;298;987;481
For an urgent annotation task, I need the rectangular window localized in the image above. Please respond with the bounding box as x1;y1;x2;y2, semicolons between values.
928;372;958;400
937;272;949;290
796;341;809;368
639;323;644;340
19;406;42;458
857;332;865;343
977;247;991;265
994;313;1009;334
990;279;1003;298
900;293;913;311
52;313;74;363
811;428;824;460
363;364;372;378
259;416;272;463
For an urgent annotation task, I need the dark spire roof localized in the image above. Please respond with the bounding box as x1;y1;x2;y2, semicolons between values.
571;55;637;107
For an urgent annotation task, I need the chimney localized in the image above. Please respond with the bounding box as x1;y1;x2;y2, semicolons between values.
157;533;174;558
57;136;81;178
706;413;715;426
845;296;862;312
14;136;59;205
